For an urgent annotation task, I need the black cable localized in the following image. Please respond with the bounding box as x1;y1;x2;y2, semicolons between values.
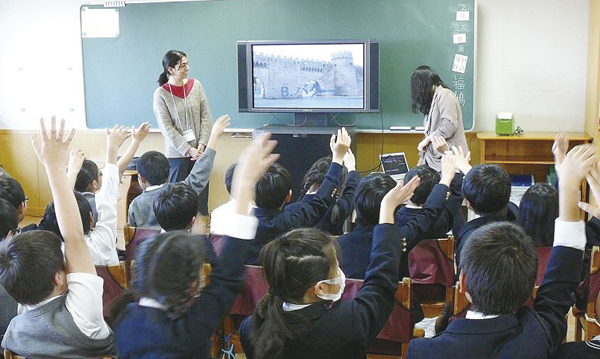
357;105;385;174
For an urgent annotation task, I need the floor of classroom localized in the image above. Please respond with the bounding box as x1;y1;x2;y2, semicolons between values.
21;214;579;352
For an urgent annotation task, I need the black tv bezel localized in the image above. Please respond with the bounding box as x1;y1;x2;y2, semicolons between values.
237;39;380;115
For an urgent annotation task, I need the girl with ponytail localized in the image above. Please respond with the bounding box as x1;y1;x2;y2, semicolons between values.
239;172;424;359
112;134;279;358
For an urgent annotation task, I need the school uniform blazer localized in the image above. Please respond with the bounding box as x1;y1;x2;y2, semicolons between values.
339;183;452;280
556;339;600;359
285;169;360;235
408;245;583;359
115;236;248;359
395;174;464;279
239;224;405;359
247;162;343;264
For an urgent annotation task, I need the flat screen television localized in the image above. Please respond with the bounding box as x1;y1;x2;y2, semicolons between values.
238;39;380;126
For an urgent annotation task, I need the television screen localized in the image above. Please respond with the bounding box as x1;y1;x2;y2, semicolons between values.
238;40;379;115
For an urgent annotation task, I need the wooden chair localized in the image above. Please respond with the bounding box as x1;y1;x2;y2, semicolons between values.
408;236;455;315
223;265;269;354
343;277;424;359
575;246;600;341
123;224;160;278
3;350;24;359
95;262;129;326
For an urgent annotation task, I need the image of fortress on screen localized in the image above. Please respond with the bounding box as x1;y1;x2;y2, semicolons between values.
252;44;364;109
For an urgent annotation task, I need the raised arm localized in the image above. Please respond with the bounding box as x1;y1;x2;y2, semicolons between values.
67;148;85;190
117;122;150;176
186;133;278;338
350;176;420;343
535;144;596;354
105;125;131;166
183;115;230;193
31;117;94;275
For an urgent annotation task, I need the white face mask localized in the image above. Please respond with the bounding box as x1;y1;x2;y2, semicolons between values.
315;267;346;302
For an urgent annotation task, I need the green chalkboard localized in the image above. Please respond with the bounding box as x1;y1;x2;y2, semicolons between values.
81;0;475;131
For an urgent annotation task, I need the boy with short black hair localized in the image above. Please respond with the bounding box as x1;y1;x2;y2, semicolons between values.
0;178;28;227
340;153;458;280
0;198;18;239
396;162;465;239
248;128;351;264
153;182;218;265
128;115;230;229
0;117;115;358
408;144;597;359
0;198;18;337
455;163;518;266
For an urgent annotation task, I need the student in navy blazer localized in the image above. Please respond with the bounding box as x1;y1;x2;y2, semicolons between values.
239;165;429;359
285;151;360;235
248;128;351;264
455;163;518;268
408;144;597;359
112;134;279;359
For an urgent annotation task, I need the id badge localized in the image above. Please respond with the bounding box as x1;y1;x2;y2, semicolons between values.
182;129;196;142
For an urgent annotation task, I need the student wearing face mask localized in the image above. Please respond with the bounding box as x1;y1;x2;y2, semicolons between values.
239;173;423;359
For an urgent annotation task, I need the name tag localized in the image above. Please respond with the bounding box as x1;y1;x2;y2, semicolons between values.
182;129;196;142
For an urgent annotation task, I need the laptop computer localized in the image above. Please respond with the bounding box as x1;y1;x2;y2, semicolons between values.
379;152;410;182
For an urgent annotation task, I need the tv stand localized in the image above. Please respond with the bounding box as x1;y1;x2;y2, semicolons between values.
294;113;328;126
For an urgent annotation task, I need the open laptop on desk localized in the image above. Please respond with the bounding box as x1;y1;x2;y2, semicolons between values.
379;152;410;182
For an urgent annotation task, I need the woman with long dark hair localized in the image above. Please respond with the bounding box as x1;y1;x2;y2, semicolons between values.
411;65;468;171
154;50;215;212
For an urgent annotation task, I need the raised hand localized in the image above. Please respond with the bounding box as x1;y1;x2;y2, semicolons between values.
67;148;86;189
439;152;457;187
451;145;472;175
206;115;231;151
552;132;568;173
31;116;75;171
558;144;596;185
132;122;151;144
330;127;351;164
579;162;600;219
68;148;85;173
343;148;356;172
380;176;420;224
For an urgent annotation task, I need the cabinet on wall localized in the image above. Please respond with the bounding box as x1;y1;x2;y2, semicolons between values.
477;132;592;183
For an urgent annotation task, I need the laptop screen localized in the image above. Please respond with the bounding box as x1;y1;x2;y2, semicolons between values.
380;152;409;181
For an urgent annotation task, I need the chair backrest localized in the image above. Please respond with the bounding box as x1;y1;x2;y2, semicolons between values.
124;224;161;276
342;277;415;343
536;247;552;286
408;236;455;287
3;349;25;359
585;246;600;325
95;262;129;321
229;265;269;316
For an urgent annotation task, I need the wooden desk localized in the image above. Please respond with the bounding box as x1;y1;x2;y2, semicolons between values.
477;132;592;182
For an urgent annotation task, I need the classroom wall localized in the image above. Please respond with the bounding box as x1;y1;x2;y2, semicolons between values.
0;0;591;132
0;0;594;215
